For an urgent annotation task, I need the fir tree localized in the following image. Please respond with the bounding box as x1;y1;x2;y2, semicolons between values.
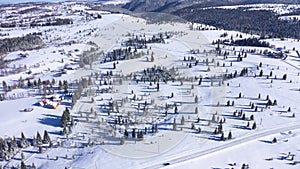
228;131;232;140
220;133;225;141
195;107;198;114
181;116;185;125
124;129;128;138
21;161;27;169
36;132;42;145
252;122;257;130
195;95;198;103
173;119;177;131
43;130;51;144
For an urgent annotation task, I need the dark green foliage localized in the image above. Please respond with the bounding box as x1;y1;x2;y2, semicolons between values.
174;105;178;114
124;129;128;138
252;122;257;130
173;118;177;131
283;74;287;80
259;70;263;77
43;130;51;144
250;115;254;121
181;116;185;125
132;128;136;138
174;7;300;39
21;161;27;169
137;131;144;139
36;132;42;145
220;133;225;141
228;131;232;140
0;34;43;54
61;107;71;128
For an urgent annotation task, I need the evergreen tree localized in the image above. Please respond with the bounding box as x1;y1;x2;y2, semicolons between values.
21;132;29;148
259;70;263;77
191;123;195;129
283;74;287;80
228;131;232;140
173;119;177;131
43;130;51;144
250;115;254;121
195;95;198;103
220;132;225;141
36;132;42;145
132;128;136;138
32;163;36;169
181;116;185;125
252;122;257;130
120;137;125;145
174;105;178;114
124;129;128;138
21;161;26;169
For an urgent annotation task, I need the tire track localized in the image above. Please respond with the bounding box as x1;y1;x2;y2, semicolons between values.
141;123;300;169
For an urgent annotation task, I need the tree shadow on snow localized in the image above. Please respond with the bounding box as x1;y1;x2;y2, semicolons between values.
232;125;251;130
38;114;61;127
259;139;273;144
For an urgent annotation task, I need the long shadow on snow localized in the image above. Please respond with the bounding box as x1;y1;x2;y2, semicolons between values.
232;125;251;131
38;114;61;127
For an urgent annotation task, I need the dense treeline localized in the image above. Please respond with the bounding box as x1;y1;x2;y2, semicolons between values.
0;34;43;54
231;38;270;47
174;8;300;39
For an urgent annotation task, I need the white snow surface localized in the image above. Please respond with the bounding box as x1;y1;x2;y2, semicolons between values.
0;3;300;169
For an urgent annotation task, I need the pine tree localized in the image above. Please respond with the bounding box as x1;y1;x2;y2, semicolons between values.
252;122;257;130
124;129;128;138
195;107;198;114
36;132;42;145
220;133;225;141
21;152;25;161
195;95;198;103
228;131;232;140
173;119;177;131
250;115;254;121
191;123;195;129
259;70;263;77
174;105;178;114
181;116;185;125
43;130;51;144
21;161;27;169
132;128;136;138
32;163;36;169
120;137;125;145
21;132;29;148
283;74;287;80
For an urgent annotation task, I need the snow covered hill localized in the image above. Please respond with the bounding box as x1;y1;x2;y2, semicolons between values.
0;1;300;169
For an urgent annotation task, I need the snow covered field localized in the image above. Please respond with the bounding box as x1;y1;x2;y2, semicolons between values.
0;1;300;169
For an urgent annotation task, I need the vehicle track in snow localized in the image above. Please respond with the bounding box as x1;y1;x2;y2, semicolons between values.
141;123;300;169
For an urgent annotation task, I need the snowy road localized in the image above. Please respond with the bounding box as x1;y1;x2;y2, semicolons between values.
141;123;300;169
